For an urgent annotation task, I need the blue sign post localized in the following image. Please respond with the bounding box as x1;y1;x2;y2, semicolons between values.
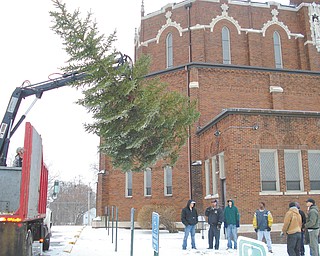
130;208;135;256
152;212;160;256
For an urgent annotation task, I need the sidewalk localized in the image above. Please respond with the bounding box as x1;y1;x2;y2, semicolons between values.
64;226;310;256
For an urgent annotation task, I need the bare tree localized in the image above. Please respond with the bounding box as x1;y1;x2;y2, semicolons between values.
49;179;96;225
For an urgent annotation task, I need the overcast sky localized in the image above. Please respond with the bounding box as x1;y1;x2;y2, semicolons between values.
0;0;289;186
0;0;166;185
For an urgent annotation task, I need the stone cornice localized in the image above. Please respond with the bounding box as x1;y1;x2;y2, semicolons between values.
138;1;308;48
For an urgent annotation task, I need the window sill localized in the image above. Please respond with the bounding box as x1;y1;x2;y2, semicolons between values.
125;196;133;198
204;194;219;199
284;191;308;195
309;190;320;194
164;194;173;197
259;191;283;196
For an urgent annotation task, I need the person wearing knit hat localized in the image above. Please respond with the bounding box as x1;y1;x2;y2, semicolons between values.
305;198;319;256
12;147;24;167
205;199;224;250
281;202;302;256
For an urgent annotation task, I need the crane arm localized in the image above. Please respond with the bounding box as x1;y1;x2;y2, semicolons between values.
0;72;86;166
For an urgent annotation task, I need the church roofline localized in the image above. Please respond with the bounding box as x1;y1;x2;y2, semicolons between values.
197;108;320;135
141;0;303;21
145;62;320;78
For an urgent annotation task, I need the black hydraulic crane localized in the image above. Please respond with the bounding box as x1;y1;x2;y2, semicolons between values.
0;52;132;167
0;72;86;166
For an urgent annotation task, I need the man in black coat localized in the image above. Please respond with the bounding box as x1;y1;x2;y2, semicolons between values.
296;202;306;256
205;199;224;250
181;199;198;250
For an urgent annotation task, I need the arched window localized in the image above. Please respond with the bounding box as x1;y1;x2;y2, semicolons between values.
222;26;231;64
273;31;283;68
166;33;173;68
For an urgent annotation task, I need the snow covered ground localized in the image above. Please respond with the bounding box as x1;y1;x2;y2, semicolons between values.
44;225;311;256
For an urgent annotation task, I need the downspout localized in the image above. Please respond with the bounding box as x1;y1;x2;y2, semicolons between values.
185;2;193;199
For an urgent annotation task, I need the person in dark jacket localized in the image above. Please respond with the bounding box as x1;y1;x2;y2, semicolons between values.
205;199;224;250
181;199;198;250
224;199;240;250
305;198;319;256
295;202;306;256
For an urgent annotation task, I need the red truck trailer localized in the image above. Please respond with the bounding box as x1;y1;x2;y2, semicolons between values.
0;122;50;256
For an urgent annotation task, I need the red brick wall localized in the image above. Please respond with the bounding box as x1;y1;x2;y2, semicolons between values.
199;113;320;223
96;0;320;224
138;0;319;72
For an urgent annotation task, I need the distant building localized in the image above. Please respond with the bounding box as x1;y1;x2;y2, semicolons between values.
96;0;320;225
83;208;96;226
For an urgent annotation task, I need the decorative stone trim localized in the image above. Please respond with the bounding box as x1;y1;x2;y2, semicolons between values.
309;3;320;52
137;2;306;48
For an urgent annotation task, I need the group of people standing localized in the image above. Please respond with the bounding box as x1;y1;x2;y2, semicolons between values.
281;198;319;256
180;197;319;256
180;198;239;251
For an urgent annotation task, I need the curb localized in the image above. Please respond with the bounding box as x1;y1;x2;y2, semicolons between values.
63;226;86;253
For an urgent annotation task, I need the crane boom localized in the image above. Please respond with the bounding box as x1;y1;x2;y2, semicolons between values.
0;72;86;166
0;51;133;167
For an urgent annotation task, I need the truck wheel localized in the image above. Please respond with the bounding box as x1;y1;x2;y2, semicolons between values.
25;230;33;256
43;234;50;251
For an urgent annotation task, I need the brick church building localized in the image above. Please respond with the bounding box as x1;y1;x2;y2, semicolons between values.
96;0;320;225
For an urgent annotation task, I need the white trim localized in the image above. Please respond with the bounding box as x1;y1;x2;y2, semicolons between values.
270;86;283;93
259;192;283;196
189;81;199;88
205;159;211;196
284;191;308;195
137;2;306;49
156;11;183;44
218;152;225;179
211;156;218;196
309;190;320;194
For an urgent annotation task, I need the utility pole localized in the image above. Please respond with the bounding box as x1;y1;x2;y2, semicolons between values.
87;184;91;226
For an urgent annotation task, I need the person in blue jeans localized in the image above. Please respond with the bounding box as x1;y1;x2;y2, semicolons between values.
181;199;198;250
253;202;273;253
224;199;240;250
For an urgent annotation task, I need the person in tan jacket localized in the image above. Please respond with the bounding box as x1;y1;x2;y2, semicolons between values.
281;202;302;256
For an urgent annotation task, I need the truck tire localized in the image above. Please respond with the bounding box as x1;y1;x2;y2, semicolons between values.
25;230;33;256
43;234;50;251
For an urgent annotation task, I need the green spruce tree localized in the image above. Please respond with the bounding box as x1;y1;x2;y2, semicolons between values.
50;0;199;171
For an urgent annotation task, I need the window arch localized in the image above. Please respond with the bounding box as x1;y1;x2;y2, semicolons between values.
222;26;231;64
166;33;173;68
273;31;283;68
